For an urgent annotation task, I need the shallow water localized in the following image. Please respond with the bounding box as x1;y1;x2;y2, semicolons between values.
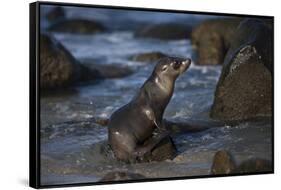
40;7;272;186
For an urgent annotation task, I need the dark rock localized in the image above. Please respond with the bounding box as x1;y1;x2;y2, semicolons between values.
136;23;192;40
211;150;236;175
48;19;106;34
92;117;109;126
164;119;222;134
100;171;145;182
46;6;66;22
211;150;272;175
40;34;133;90
191;18;242;65
40;33;81;89
210;19;273;121
81;62;134;79
233;158;272;174
140;135;177;162
130;52;168;63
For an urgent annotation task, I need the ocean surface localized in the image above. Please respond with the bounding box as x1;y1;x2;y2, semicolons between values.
40;5;272;185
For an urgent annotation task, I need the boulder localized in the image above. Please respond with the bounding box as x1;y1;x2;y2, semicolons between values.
130;52;168;63
211;150;236;175
211;150;272;175
210;19;273;121
81;62;133;80
48;19;106;34
40;34;134;90
46;6;66;22
233;158;272;174
136;23;192;40
191;18;242;65
140;135;177;162
40;33;81;90
164;118;222;134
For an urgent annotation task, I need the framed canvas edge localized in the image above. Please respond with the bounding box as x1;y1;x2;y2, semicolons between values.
29;1;275;189
30;2;41;189
37;0;274;18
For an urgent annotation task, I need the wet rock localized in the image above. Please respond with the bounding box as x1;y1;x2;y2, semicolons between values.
100;171;145;182
46;6;66;22
191;18;242;65
211;150;236;175
130;52;168;63
81;62;134;79
233;158;272;174
141;136;177;162
164;119;222;134
40;34;133;90
136;23;192;40
48;19;106;34
91;117;109;126
40;33;81;89
211;150;272;175
210;19;273;121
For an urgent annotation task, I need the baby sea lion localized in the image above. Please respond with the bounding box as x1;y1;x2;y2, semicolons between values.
108;57;191;162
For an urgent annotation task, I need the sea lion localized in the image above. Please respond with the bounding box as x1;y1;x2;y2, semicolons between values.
108;57;191;162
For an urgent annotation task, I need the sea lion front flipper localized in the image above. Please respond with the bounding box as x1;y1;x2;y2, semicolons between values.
133;130;169;160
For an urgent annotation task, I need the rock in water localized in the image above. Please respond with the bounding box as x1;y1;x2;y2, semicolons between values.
145;136;177;162
211;150;236;175
211;150;272;175
40;33;80;90
136;23;192;40
130;52;168;63
40;34;133;91
48;19;106;34
191;18;242;65
81;62;133;79
210;19;273;121
233;158;272;174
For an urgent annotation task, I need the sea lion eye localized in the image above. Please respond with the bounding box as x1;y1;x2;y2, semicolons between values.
162;65;168;71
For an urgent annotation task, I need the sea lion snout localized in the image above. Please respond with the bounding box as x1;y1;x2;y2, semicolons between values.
171;58;191;74
155;57;191;78
182;58;191;67
179;58;191;74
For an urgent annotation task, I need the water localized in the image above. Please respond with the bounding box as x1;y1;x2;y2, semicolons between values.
40;5;220;30
40;6;272;186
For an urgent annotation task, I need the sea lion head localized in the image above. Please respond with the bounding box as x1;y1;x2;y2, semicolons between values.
153;57;191;81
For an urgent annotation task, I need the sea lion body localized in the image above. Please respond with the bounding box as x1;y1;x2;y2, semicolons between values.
108;57;191;162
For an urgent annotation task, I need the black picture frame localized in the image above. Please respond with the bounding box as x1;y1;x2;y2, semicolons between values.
30;1;274;189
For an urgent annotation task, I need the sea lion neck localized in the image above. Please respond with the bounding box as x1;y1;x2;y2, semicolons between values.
139;73;175;116
151;71;175;94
